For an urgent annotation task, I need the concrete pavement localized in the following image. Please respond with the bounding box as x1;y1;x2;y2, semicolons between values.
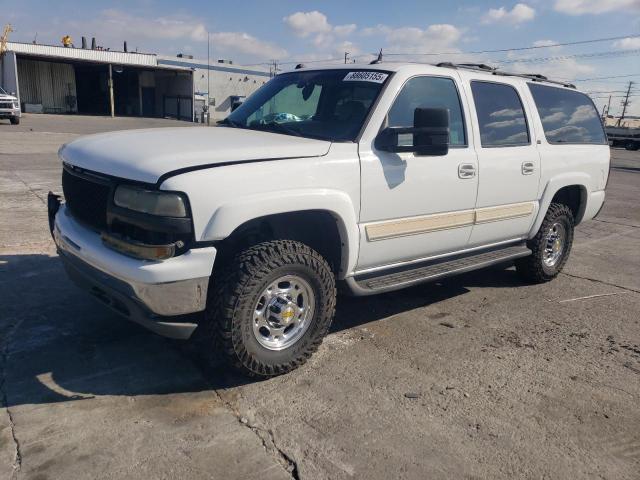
1;114;638;479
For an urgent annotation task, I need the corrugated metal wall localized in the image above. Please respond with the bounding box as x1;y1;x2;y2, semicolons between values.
17;59;77;113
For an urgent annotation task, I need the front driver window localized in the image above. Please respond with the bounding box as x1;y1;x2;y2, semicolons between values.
387;76;467;147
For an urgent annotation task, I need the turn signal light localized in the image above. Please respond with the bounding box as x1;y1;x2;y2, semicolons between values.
101;233;175;261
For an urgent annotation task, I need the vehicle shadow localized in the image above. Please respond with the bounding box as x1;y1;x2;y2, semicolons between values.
0;253;524;408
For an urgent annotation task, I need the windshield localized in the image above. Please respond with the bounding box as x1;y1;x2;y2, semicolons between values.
223;69;391;142
0;86;8;95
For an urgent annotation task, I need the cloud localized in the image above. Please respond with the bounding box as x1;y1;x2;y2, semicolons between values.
507;58;594;81
334;24;357;36
362;23;463;57
482;4;536;25
283;11;360;56
283;11;332;37
554;0;640;15
486;118;526;128
210;32;288;59
613;37;640;50
542;111;567;123
532;39;559;48
490;108;523;118
99;9;208;42
567;104;598;124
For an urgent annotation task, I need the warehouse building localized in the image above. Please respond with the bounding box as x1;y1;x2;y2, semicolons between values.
158;55;271;121
1;41;195;120
0;41;272;122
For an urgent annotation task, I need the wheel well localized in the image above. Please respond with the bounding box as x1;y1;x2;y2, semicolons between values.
551;185;587;224
214;211;344;275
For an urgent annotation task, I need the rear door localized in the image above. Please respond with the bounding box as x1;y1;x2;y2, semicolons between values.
459;75;541;247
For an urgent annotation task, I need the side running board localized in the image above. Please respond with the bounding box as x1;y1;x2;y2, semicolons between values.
349;243;531;295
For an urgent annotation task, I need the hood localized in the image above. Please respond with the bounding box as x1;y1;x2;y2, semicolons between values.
60;126;332;184
0;94;17;101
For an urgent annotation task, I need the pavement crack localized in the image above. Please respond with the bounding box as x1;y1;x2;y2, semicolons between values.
212;389;300;479
560;272;640;294
1;319;25;479
594;219;640;229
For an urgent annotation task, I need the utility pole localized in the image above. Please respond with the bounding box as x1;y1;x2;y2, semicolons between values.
601;95;611;121
207;31;210;125
617;81;633;127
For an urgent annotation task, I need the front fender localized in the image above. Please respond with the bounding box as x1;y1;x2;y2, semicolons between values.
202;189;360;277
528;173;590;238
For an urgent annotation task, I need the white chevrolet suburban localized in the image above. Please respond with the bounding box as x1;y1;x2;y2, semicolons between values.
48;62;609;377
0;86;21;125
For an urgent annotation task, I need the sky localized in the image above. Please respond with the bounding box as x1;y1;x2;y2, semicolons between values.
3;0;640;115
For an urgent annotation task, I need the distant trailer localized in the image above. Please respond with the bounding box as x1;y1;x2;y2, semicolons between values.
606;126;640;151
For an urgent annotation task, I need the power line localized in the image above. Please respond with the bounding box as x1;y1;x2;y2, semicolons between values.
498;49;640;65
382;33;640;57
573;73;640;82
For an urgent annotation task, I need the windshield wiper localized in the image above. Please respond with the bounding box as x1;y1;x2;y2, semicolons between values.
218;118;245;128
250;122;303;137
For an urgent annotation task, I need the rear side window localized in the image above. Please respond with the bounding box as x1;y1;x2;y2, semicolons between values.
388;76;467;146
528;84;606;144
471;81;530;147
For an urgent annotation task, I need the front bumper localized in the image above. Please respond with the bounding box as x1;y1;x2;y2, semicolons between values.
48;194;216;339
0;108;20;118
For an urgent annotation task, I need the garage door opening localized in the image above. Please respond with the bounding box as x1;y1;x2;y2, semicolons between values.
14;55;193;120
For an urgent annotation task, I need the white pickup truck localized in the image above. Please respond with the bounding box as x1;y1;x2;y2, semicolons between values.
49;62;609;377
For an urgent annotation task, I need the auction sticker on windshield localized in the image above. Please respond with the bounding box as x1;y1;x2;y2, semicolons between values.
343;71;389;83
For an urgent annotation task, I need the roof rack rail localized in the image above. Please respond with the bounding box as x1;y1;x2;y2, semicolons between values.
436;62;496;72
436;62;576;89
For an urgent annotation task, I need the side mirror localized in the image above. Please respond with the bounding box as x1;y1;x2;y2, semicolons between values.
375;107;450;156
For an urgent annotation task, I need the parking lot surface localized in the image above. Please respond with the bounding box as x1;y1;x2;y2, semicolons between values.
1;115;639;480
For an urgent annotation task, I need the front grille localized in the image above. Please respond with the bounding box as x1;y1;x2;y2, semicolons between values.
62;168;111;231
0;102;13;109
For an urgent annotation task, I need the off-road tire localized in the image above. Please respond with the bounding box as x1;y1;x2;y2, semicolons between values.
205;240;336;378
10;117;19;125
515;203;574;283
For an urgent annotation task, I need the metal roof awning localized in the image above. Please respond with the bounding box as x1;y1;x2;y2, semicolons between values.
7;41;191;71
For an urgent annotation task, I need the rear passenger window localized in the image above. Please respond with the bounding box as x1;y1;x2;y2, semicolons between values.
471;81;530;147
528;83;606;144
388;76;466;146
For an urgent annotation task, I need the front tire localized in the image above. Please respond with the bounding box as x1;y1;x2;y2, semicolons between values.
516;203;574;283
206;240;336;378
10;117;20;125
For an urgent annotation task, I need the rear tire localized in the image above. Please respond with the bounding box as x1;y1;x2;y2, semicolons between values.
205;240;336;378
516;203;574;283
10;117;19;125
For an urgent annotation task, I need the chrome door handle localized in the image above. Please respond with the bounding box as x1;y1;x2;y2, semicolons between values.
522;161;535;175
458;163;476;179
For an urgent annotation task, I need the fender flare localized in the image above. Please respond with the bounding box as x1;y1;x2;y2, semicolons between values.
528;173;590;238
201;189;360;277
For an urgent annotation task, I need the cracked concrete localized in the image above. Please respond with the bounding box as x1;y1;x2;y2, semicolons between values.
1;322;23;480
1;115;639;479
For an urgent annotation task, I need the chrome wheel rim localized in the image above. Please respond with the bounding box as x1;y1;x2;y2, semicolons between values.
252;275;316;351
543;222;566;268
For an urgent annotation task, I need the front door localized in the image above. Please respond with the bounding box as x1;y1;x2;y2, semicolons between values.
460;77;541;247
357;74;479;271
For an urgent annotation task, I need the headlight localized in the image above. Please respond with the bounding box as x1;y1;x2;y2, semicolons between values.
114;185;187;217
13;101;19;109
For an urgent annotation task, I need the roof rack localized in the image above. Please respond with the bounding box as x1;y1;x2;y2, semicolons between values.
436;62;576;89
